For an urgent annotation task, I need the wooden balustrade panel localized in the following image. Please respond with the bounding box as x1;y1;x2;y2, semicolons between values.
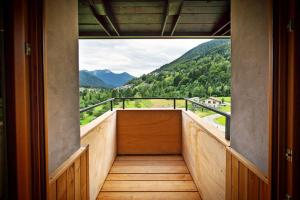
226;148;270;200
117;110;182;154
182;111;229;200
81;111;117;200
49;146;89;200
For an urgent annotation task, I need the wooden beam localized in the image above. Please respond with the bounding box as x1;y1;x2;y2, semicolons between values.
170;0;184;36
222;28;230;36
212;21;230;36
87;0;111;36
161;0;169;36
102;0;120;36
211;10;230;36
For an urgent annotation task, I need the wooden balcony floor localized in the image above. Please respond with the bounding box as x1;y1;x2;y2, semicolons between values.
98;155;201;200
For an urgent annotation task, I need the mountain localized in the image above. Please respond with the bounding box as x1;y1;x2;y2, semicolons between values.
113;39;231;98
79;70;113;88
90;69;135;87
79;69;135;88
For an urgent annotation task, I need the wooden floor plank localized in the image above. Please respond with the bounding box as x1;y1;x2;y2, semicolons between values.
110;160;189;173
98;192;201;200
106;173;192;181
113;160;186;166
115;155;183;161
101;181;198;192
98;155;201;200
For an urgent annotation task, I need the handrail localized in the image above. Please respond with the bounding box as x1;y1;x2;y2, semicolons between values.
114;97;184;109
80;97;231;140
80;98;115;113
184;98;231;140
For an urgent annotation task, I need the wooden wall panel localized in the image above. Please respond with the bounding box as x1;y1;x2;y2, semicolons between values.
226;148;270;200
117;110;182;154
182;111;229;200
80;111;117;200
49;146;89;200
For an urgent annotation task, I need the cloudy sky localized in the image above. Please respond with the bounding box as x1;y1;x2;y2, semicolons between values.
79;39;211;77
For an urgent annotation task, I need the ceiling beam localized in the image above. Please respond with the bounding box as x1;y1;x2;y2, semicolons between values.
212;21;230;36
102;0;120;36
222;28;230;36
86;0;111;36
161;0;169;36
86;0;120;36
211;11;230;36
170;0;184;36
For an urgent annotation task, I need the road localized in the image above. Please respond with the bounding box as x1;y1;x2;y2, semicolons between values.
201;113;225;131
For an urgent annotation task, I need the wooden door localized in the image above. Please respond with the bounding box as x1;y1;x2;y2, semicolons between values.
272;0;298;199
5;0;46;199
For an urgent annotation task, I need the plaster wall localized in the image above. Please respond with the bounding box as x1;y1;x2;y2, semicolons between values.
45;0;80;172
231;0;272;175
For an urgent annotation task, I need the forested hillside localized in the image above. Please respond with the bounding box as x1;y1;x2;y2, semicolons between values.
112;39;231;98
79;69;135;88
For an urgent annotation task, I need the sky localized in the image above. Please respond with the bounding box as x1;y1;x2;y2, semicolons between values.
79;39;211;77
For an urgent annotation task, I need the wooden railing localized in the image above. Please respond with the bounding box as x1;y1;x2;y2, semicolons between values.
76;108;269;200
80;97;231;140
226;147;269;200
49;145;89;200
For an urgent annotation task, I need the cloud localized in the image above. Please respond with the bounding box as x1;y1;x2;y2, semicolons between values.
79;39;211;77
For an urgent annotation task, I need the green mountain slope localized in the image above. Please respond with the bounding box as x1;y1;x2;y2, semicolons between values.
79;70;113;88
113;39;231;98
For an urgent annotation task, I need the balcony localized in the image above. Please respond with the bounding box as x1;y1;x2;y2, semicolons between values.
48;98;268;200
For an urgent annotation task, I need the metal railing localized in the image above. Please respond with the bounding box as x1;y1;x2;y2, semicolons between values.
80;97;231;140
184;98;231;140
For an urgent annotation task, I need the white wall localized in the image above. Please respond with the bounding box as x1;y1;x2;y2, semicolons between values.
231;0;272;175
45;0;80;173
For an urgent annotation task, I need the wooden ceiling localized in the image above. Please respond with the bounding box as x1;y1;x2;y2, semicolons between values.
78;0;230;38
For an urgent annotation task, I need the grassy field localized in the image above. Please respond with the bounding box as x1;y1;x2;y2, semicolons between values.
214;116;226;126
216;97;231;103
80;97;231;126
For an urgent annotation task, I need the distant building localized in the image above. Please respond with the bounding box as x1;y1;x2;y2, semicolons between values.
201;97;222;108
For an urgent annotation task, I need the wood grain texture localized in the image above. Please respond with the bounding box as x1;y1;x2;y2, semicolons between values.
106;173;193;181
110;160;189;174
117;110;182;154
98;192;201;200
231;157;239;200
101;180;198;192
182;111;227;200
238;163;248;200
80;153;87;200
226;148;270;200
66;165;75;200
57;172;67;200
81;111;117;200
226;150;232;200
48;146;89;200
115;155;183;161
98;155;201;199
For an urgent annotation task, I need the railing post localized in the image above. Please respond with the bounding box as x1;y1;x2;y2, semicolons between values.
122;98;125;109
173;99;176;109
110;100;113;111
185;100;188;111
225;116;231;140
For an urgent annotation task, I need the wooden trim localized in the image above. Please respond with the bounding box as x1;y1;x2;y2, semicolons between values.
80;110;116;138
227;147;269;184
182;110;230;147
226;148;270;200
28;0;47;198
49;146;88;183
271;0;297;199
5;0;32;199
48;145;89;200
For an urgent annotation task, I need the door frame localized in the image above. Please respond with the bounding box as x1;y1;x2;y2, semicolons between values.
5;0;47;199
272;0;298;199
